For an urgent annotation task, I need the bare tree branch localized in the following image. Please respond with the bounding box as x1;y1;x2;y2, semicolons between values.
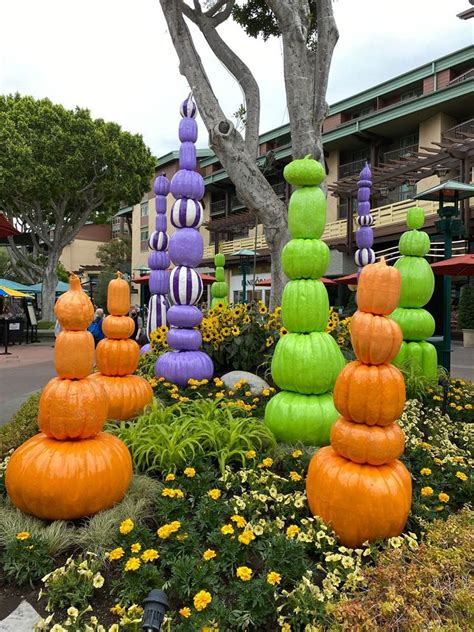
313;0;338;124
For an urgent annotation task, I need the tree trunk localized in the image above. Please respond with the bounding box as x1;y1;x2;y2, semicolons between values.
41;253;60;321
267;225;290;310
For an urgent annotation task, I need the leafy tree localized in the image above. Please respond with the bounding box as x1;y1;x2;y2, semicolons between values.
94;269;116;312
56;261;69;283
0;94;155;319
0;247;11;279
97;235;132;275
159;0;338;306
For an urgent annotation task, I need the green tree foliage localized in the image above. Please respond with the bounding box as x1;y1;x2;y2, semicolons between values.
94;269;115;312
97;235;132;275
56;260;69;283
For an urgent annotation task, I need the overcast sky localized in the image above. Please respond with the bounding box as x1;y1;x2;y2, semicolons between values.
0;0;472;158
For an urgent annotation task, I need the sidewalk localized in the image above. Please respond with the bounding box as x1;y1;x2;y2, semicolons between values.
451;341;474;382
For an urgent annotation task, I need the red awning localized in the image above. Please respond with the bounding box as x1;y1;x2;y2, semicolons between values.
430;254;474;276
133;272;216;285
256;276;336;287
333;272;358;285
0;213;20;238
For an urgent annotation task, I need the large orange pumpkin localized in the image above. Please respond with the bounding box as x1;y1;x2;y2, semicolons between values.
54;274;94;330
54;331;94;379
96;339;140;377
306;446;411;547
91;374;153;420
334;361;405;426
102;315;135;340
107;271;130;317
330;417;405;465
350;311;402;365
357;257;401;316
38;377;108;440
5;432;132;520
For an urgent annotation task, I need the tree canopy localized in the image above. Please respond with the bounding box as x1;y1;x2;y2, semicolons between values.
97;234;132;275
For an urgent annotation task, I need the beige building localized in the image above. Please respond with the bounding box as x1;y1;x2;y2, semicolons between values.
60;223;111;274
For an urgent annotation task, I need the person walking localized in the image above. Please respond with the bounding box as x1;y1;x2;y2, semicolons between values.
88;308;105;346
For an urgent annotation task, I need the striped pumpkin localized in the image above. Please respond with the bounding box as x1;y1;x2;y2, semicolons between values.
148;231;168;251
171;198;203;229
170;266;203;306
147;294;169;337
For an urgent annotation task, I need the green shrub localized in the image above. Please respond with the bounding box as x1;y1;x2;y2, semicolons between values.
458;283;474;329
0;392;40;459
37;320;55;330
1;531;54;586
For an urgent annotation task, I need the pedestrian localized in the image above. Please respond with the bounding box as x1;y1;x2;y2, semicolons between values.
88;308;105;346
129;307;146;345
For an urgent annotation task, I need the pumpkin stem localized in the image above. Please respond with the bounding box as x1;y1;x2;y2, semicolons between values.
378;256;387;266
69;274;81;290
116;271;123;278
304;154;313;160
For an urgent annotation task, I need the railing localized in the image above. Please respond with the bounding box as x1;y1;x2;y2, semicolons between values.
447;69;474;87
376;240;468;263
210;199;226;215
203;235;267;259
338;158;368;179
231;195;245;211
382;144;418;163
443;118;474;139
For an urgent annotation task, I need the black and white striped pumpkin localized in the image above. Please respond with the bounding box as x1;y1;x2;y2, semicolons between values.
170;266;203;306
147;294;169;337
354;248;376;267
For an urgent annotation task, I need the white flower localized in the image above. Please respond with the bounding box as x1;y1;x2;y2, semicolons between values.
93;573;105;588
50;625;67;632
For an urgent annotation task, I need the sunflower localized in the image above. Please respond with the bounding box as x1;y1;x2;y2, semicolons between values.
258;304;268;315
265;336;274;347
243;315;251;325
215;301;225;310
279;327;288;336
231;326;240;336
203;334;212;343
221;327;231;337
233;307;243;318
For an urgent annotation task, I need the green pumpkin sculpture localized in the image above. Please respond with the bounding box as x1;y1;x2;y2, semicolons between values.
211;253;229;307
265;156;345;445
390;207;437;379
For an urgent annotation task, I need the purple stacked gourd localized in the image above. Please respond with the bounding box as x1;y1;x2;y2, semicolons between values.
355;163;375;273
146;173;171;344
155;95;214;386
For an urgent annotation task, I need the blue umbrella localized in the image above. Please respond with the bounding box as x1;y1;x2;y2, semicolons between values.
0;288;7;297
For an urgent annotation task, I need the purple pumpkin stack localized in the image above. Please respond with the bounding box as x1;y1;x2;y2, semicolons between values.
355;163;375;274
155;95;214;386
146;173;171;347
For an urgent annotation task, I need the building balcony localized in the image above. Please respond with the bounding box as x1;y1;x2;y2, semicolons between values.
382;144;419;163
338;158;368;179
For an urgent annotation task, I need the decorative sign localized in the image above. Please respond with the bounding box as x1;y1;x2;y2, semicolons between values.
26;304;37;326
9;323;20;331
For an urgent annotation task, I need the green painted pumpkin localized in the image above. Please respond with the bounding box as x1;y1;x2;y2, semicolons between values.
214;253;225;267
272;332;345;394
395;256;434;307
393;340;438;380
282;280;329;332
288;187;326;239
283;155;325;187
215;267;225;282
282;239;330;279
390;307;435;341
211;282;228;298
264;391;339;446
399;230;430;257
407;206;425;230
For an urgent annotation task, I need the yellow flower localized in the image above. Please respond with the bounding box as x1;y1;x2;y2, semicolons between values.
179;607;191;618
456;471;468;481
419;442;432;450
93;573;105;588
162;487;184;498
259;305;268;314
208;488;221;500
245;390;252;397
119;518;134;535
465;403;472;409
203;549;217;560
228;390;235;396
232;326;240;336
289;471;302;482
238;530;256;545
265;336;274;347
215;391;225;399
157;521;181;539
438;492;449;503
267;571;282;586
110;604;125;616
280;624;292;632
221;524;235;535
193;590;212;611
16;531;30;541
292;450;303;458
165;473;176;481
246;450;256;459
67;606;79;618
124;557;141;572
258;457;273;468
453;456;465;463
231;515;247;528
286;525;300;538
243;315;251;324
421;486;433;496
176;533;188;541
420;468;432;476
141;549;159;563
130;543;142;553
262;388;271;397
236;566;253;581
279;327;288;336
184;467;196;478
107;547;125;561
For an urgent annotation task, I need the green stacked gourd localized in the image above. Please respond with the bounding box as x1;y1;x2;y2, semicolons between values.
211;253;229;307
390;206;437;379
265;156;345;445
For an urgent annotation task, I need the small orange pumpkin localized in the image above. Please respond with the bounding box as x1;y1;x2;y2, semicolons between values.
357;257;401;316
54;274;94;330
90;374;153;421
102;315;135;340
54;331;94;379
350;311;403;365
333;361;405;426
107;271;130;316
5;432;132;520
96;339;140;377
38;377;108;439
306;446;411;547
331;417;405;465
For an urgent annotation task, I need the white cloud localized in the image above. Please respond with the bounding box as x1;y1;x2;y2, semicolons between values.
0;0;471;157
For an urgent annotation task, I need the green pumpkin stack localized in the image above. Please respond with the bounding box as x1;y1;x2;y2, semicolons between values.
265;155;345;445
211;253;229;307
390;206;437;379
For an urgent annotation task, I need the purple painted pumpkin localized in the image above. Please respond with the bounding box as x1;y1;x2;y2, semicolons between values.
147;294;169;337
180;95;198;119
356;226;374;249
168;305;203;328
358;201;371;215
155;350;214;386
170;169;205;201
170;266;203;306
358;187;370;203
148;251;170;270
167;327;202;351
148;231;168;251
155;214;167;232
357;214;374;227
149;270;170;296
171;198;203;229
140;343;151;355
179;142;197;171
179;118;198;143
155;196;167;214
153;174;170;196
168;228;203;268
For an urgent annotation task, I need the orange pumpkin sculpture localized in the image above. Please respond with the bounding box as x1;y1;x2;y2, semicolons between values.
306;258;412;547
93;272;152;420
6;274;133;520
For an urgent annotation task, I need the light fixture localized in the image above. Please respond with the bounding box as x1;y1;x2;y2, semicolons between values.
142;589;169;631
435;166;449;178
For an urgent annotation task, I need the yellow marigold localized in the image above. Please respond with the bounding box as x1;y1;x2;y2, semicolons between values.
267;571;282;586
453;456;465;463
215;391;225;399
438;492;449;502
245;390;252;397
184;467;196;478
236;566;253;581
124;557;141;572
141;549;159;563
289;471;302;482
161;487;184;498
262;388;271;397
421;486;434;496
203;549;217;561
246;450;256;459
420;468;432;476
292;450;303;458
456;471;468;481
238;530;256;545
119;518;134;535
231;515;247;528
179;607;191;618
286;525;300;538
165;473;176;481
110;604;125;616
107;547;125;561
16;531;30;541
221;524;234;535
130;543;142;553
193;590;212;611
208;488;221;500
258;457;273;468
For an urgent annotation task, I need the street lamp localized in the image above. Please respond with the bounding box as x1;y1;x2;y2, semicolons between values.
232;249;257;303
142;589;169;631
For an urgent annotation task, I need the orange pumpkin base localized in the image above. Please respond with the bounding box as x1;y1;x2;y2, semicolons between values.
91;374;153;421
6;432;132;520
306;446;411;548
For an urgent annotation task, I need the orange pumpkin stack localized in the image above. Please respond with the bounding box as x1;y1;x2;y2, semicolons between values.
6;274;133;520
306;258;412;547
92;272;152;420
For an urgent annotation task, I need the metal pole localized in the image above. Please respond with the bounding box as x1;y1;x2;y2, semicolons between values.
242;265;247;303
252;216;258;302
440;190;452;372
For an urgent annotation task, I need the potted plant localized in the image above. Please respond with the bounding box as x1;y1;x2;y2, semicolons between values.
458;284;474;348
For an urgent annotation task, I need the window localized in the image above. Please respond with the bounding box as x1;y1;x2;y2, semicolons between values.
400;88;422;102
140;228;148;242
140;201;149;217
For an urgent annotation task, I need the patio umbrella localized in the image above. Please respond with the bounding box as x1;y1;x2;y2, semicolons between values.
0;285;34;298
431;254;474;276
0;288;7;297
0;213;20;238
333;272;358;285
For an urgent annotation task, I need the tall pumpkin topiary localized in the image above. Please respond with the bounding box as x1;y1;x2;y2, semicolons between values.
6;274;133;521
306;258;412;548
155;94;214;386
390;207;437;379
354;163;375;272
264;156;345;446
211;253;229;307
